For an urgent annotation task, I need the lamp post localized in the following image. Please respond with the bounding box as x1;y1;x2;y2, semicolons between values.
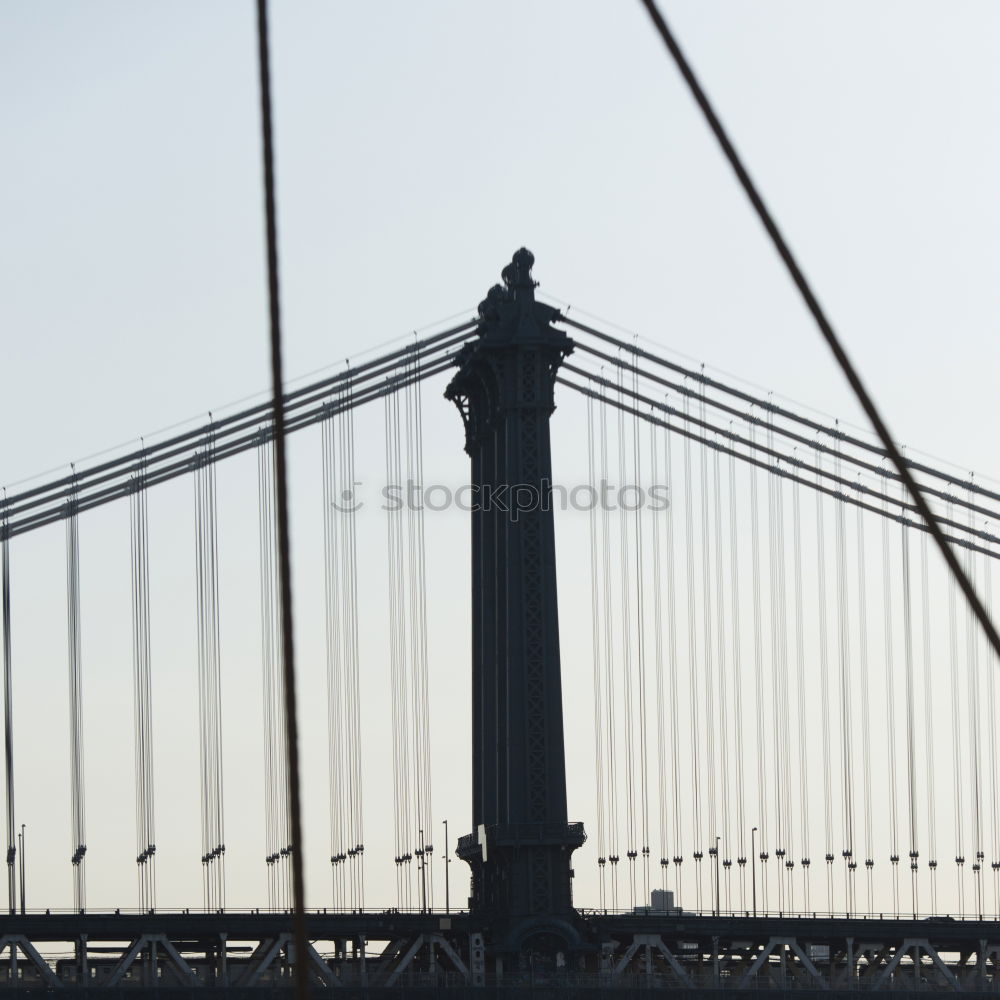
418;828;427;913
17;825;25;915
443;819;450;915
715;836;721;918
751;827;758;918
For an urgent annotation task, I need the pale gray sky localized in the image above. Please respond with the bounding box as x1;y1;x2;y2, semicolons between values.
1;2;998;915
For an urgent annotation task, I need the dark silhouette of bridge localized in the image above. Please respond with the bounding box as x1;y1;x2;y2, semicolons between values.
2;250;1000;995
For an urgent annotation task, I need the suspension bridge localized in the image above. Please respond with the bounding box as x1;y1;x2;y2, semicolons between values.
0;248;999;995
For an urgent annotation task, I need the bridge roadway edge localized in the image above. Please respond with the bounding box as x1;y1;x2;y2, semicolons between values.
0;910;998;993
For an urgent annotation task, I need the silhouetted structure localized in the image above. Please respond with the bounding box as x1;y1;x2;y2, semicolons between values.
447;249;586;953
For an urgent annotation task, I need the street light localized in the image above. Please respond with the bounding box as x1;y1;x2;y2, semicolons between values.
418;827;427;913
751;827;758;918
443;819;450;915
714;836;721;917
18;825;25;916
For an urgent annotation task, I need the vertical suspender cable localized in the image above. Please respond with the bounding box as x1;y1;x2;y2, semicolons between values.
67;494;86;911
664;417;683;904
985;534;998;916
616;362;637;908
749;422;768;911
882;492;900;914
404;352;434;911
588;395;607;908
855;495;874;915
768;409;792;910
413;355;434;909
834;433;855;913
2;519;14;915
632;362;651;904
321;410;345;908
405;375;419;906
649;420;667;897
777;450;795;912
729;442;747;911
766;415;782;912
195;431;225;911
258;436;288;908
921;531;939;913
683;393;703;910
255;4;308;988
698;382;716;914
339;382;365;910
901;519;919;916
713;443;731;910
947;497;965;914
385;388;409;907
816;447;835;912
129;472;155;911
599;389;620;909
966;482;984;917
792;466;811;911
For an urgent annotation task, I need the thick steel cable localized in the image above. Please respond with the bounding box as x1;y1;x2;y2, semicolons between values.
637;0;1000;663
0;321;475;530
563;314;1000;512
2;341;466;542
255;2;306;993
569;343;1000;542
562;369;1000;560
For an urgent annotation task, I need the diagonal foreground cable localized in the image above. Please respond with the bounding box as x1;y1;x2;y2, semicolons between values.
255;1;307;995
637;0;1000;660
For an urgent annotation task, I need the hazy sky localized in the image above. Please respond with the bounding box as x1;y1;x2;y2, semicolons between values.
2;1;999;916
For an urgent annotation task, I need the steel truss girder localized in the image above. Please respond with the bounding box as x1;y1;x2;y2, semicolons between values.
593;918;1000;992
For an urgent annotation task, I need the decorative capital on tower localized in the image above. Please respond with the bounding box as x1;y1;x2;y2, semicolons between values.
474;248;560;343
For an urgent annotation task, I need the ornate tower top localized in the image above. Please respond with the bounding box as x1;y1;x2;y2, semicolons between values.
475;248;561;344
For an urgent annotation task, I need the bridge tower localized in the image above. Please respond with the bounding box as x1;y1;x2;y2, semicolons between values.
446;249;586;950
